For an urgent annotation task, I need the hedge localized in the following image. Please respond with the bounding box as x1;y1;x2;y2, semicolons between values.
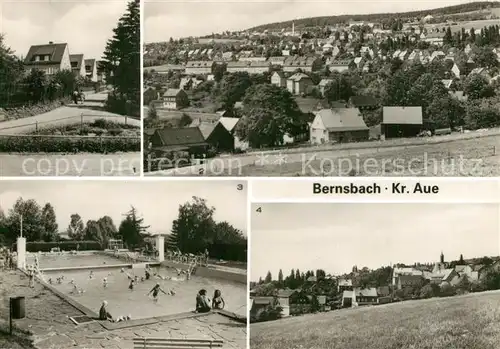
23;241;102;252
0;135;140;153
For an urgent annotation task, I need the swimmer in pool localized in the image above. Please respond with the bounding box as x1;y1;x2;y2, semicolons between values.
129;280;134;290
48;278;53;285
147;283;167;302
120;268;125;273
103;277;108;288
89;271;94;279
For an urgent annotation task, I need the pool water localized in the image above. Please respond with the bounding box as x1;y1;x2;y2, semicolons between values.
28;253;247;319
27;253;125;269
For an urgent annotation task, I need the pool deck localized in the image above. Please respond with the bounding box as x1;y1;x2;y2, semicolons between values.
0;270;246;349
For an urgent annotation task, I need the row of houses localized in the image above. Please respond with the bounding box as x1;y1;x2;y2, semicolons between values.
24;41;103;82
250;253;500;321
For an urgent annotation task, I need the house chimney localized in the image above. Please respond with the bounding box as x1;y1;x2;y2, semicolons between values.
49;41;54;44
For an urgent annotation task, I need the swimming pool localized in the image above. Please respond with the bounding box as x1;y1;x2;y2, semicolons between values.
28;252;247;319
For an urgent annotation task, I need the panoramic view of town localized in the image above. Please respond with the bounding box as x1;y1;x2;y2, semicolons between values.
0;180;247;348
249;202;500;349
143;1;500;176
0;0;140;176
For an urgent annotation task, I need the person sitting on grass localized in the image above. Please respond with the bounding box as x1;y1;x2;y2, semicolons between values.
212;289;225;310
99;301;113;321
195;289;211;313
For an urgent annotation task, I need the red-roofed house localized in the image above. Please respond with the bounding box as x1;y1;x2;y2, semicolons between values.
310;108;369;144
24;42;71;75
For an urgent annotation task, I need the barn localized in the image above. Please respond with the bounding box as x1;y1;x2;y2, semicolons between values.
382;106;423;139
310;108;369;144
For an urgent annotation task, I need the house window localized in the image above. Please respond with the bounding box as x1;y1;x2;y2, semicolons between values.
35;56;40;62
44;55;49;61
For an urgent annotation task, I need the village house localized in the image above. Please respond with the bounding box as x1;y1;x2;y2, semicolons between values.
81;59;96;82
318;78;333;96
24;42;72;75
185;61;216;75
218;116;249;150
96;61;105;83
226;61;270;74
148;127;208;161
268;56;287;66
349;95;378;110
337;278;353;293
328;60;354;73
162;88;189;110
282;56;322;72
342;288;378;307
179;76;203;90
271;71;286;88
396;274;424;290
392;267;424;286
250;297;277;321
190;119;235;153
69;54;86;77
381;106;423;139
286;72;313;95
310;108;369;144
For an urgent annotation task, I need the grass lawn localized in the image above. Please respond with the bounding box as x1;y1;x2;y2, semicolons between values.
231;134;500;177
251;291;500;349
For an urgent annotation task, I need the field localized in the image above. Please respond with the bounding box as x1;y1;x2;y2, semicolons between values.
427;19;500;33
250;291;500;349
189;132;497;177
234;134;500;177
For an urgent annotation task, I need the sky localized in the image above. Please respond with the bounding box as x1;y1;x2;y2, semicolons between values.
0;180;247;236
144;0;476;42
0;0;129;59
250;203;500;281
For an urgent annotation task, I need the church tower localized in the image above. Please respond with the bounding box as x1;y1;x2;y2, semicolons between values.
440;251;444;263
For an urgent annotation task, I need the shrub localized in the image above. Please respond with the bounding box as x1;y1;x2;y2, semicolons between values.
108;128;123;136
0;135;140;153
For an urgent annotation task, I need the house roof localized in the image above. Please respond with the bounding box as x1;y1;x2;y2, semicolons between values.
398;274;422;283
382;106;423;125
153;127;206;147
288;72;311;82
350;95;378;107
343;287;378;298
25;43;68;65
196;122;218;139
356;288;378;297
69;54;84;70
314;108;368;132
277;289;295;298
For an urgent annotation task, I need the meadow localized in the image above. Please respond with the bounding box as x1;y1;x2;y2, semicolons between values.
250;290;500;349
231;133;500;177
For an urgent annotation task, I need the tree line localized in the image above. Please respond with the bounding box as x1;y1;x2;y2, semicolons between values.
0;196;246;262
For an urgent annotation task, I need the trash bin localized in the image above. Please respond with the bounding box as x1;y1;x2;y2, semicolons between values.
10;297;25;319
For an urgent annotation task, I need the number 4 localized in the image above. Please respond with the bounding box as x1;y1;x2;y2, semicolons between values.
256;207;262;213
